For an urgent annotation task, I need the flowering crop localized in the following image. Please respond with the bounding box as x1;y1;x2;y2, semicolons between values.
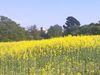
0;35;100;75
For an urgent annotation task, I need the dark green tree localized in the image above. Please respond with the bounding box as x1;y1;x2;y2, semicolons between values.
80;23;100;35
40;27;48;39
0;16;28;41
47;24;63;38
27;25;42;40
63;16;80;35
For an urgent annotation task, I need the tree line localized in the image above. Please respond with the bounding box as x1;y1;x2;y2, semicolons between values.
0;16;100;41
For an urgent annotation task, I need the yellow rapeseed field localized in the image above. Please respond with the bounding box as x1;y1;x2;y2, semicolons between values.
0;35;100;75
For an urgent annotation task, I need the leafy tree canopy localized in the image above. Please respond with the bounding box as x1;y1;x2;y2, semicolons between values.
47;24;63;37
0;16;28;41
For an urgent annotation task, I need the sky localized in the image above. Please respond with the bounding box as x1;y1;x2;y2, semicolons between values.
0;0;100;29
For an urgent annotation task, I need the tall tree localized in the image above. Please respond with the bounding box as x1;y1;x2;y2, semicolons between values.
47;24;63;38
27;25;42;40
63;16;80;35
40;27;48;39
0;16;28;41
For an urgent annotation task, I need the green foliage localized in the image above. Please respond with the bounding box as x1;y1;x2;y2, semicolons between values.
47;24;63;37
0;16;29;41
63;16;80;35
27;25;42;40
40;27;49;39
0;15;100;41
80;23;100;35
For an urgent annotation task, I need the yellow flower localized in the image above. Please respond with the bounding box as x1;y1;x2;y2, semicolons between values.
77;72;82;75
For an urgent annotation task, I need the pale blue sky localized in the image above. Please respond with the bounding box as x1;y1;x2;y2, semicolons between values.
0;0;100;29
